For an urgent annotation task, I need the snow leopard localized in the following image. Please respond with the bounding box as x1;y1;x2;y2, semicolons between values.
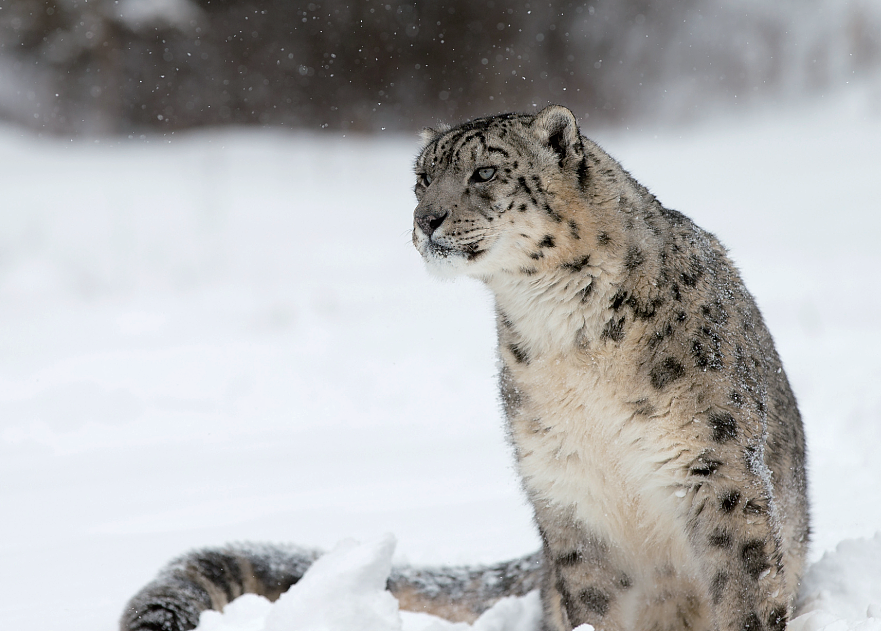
119;105;808;631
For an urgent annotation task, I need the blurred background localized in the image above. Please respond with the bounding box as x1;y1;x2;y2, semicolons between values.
2;0;881;135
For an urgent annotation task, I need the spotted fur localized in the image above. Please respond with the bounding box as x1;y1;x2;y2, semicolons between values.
413;105;809;631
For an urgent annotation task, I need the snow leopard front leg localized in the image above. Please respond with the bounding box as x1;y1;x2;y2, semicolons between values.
534;503;645;631
536;495;790;631
684;467;792;631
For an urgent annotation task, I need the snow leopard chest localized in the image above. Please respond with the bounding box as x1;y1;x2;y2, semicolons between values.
506;352;698;562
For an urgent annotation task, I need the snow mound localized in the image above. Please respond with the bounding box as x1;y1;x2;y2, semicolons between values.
197;595;273;631
791;533;881;631
195;536;544;631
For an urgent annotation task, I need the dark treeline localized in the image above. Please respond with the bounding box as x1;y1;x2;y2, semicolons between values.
1;0;879;134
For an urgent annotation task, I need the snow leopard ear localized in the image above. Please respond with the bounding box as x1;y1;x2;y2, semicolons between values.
530;105;582;168
419;124;450;148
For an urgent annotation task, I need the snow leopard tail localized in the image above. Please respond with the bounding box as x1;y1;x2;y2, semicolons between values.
119;543;543;631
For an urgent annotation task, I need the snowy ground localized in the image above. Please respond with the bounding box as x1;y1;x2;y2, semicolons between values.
1;89;880;631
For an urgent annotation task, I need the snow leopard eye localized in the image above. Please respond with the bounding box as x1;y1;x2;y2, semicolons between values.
419;173;432;186
473;167;496;182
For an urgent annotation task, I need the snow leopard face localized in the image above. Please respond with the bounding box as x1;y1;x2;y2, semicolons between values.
412;107;588;279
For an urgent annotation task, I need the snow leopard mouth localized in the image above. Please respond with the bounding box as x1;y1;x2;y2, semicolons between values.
423;238;485;262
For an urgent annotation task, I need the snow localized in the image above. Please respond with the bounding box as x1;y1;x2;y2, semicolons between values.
0;90;879;631
791;534;881;630
199;536;402;631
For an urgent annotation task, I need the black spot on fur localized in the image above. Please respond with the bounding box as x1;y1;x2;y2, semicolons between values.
631;296;664;321
539;234;556;248
691;329;724;371
720;490;741;513
529;251;543;260
601;317;625;343
579;587;610;616
711;570;729;604
250;556;303;593
509;342;529;364
744;499;766;515
520;266;537;275
632;399;655;416
128;599;209;631
709;411;738;443
464;245;486;261
709;529;733;548
690;454;722;476
561;255;591;273
702;300;729;326
743;612;762;631
569;219;581;239
557;551;582;566
611;291;628;311
680;270;699;289
597;231;611;246
648;322;674;349
526;417;549;435
555;578;579;625
619;574;632;589
517;176;535;201
574;326;590;350
741;540;770;579
680;255;703;288
691;340;710;370
543;202;563;222
487;145;510;158
577;156;589;190
768;606;788;631
192;551;243;602
531;175;545;194
624;246;645;271
650;357;685;390
518;203;528;212
579;283;593;302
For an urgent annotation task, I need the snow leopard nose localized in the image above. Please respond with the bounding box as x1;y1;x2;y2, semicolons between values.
415;206;449;237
